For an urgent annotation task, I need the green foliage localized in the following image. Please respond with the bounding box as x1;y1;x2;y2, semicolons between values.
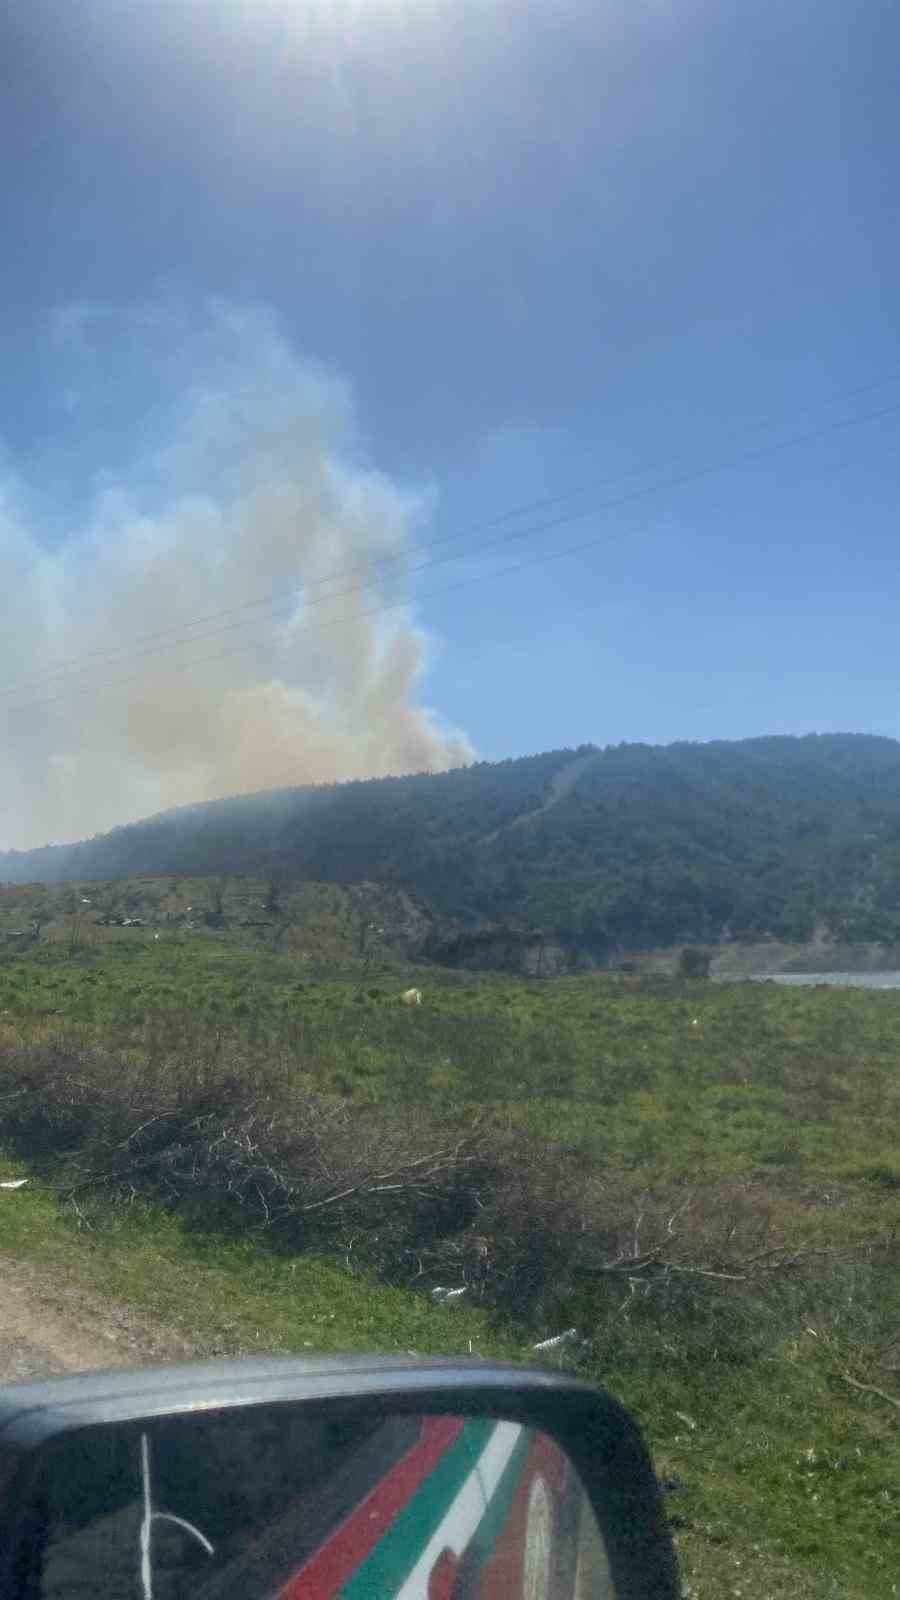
1;939;899;1182
1;941;899;1597
6;734;900;953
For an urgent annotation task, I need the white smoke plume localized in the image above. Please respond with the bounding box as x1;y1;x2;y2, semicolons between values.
0;302;472;851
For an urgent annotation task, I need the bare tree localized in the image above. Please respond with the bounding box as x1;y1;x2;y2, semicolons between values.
205;877;229;928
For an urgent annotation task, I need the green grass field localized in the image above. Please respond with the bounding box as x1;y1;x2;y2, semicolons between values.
0;909;898;1599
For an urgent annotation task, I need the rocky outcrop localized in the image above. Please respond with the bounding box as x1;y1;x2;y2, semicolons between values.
422;923;570;976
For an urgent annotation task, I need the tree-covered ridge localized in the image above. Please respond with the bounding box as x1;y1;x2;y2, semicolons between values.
4;733;900;954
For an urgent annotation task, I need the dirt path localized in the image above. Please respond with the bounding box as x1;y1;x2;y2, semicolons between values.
478;748;604;847
0;1256;196;1383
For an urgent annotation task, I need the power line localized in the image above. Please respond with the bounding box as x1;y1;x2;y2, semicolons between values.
0;501;608;702
160;426;899;800
4;362;900;700
5;387;900;720
4;389;898;730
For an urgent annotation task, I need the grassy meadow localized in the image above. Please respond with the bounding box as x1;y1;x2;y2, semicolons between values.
0;885;897;1599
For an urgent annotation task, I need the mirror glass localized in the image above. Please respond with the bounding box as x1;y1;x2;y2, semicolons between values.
23;1405;614;1598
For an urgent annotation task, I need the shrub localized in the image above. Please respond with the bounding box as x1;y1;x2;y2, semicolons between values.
679;946;712;979
0;1036;894;1375
0;1037;482;1254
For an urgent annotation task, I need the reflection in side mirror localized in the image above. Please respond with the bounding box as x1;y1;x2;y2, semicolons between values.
26;1409;614;1599
0;1359;678;1599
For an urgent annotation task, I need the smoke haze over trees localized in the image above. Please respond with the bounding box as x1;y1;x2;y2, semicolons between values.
5;733;900;957
0;302;471;852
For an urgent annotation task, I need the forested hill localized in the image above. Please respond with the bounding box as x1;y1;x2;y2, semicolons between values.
5;733;900;955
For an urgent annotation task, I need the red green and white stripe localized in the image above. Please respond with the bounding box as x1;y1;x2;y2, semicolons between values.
276;1417;537;1600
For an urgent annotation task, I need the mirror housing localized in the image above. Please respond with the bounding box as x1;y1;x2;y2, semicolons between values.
0;1356;678;1599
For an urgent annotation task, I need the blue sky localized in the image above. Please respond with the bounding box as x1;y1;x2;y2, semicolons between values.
2;0;899;842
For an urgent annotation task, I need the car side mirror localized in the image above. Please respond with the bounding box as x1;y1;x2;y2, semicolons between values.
0;1356;678;1599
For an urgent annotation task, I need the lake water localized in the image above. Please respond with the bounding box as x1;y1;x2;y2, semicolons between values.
749;972;900;990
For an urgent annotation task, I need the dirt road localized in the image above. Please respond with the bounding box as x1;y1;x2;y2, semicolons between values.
0;1256;195;1383
478;748;604;847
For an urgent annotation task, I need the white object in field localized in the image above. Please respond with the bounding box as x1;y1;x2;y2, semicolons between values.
401;988;422;1006
431;1286;467;1305
0;1178;28;1190
532;1328;578;1352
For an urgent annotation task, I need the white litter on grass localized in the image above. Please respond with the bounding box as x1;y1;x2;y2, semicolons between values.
431;1286;468;1305
0;1178;28;1190
532;1328;579;1352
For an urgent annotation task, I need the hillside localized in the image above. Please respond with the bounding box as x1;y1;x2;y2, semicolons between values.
0;875;432;968
4;733;900;958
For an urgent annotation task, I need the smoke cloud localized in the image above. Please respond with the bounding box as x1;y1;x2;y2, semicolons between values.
0;302;472;851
